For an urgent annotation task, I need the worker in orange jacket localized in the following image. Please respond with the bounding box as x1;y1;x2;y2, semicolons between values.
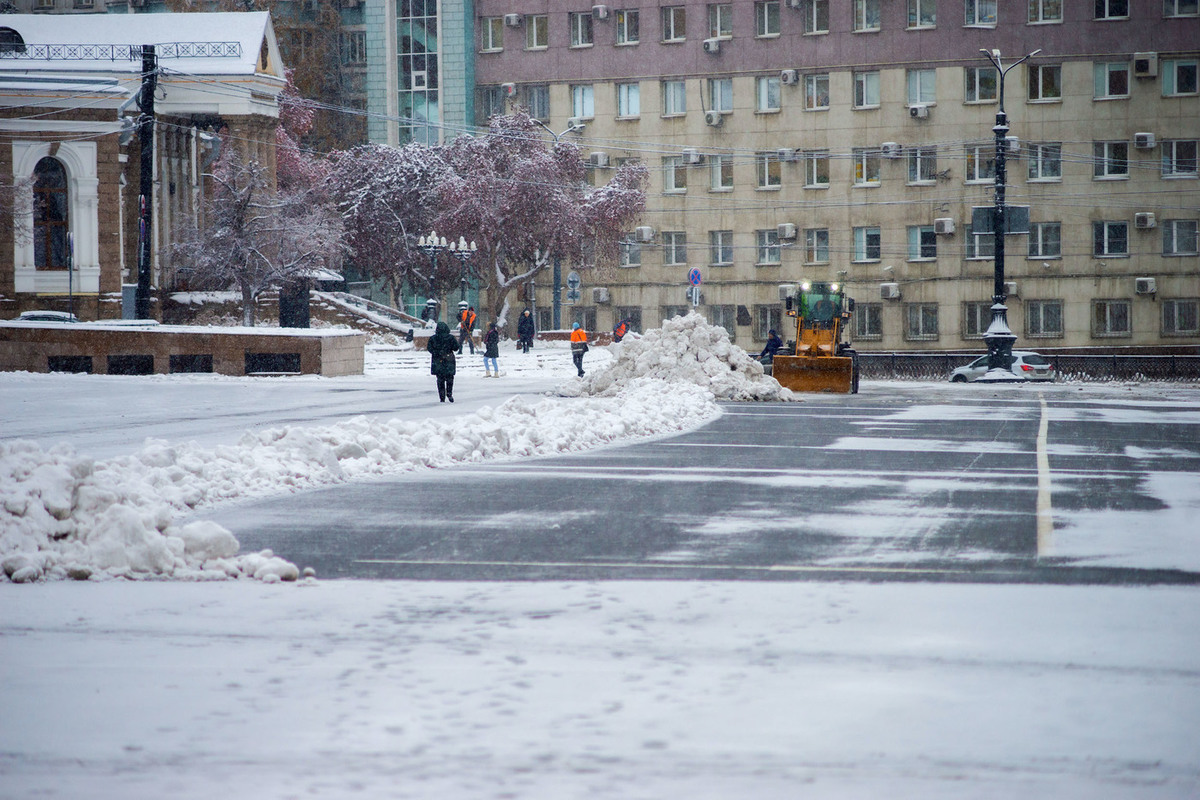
457;305;477;354
570;322;589;377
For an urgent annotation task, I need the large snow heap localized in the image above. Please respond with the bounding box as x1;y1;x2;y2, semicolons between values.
562;313;793;402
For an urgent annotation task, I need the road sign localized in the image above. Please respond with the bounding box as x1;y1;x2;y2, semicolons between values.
689;284;701;307
566;270;582;290
565;288;581;304
688;268;702;286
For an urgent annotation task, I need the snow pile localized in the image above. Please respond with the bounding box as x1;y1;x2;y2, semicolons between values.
562;313;793;402
1;381;719;583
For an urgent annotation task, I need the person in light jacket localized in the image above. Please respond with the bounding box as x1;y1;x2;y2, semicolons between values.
570;322;588;377
426;321;458;402
483;321;500;377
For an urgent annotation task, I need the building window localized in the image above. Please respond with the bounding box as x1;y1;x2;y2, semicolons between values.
907;69;936;105
965;0;997;25
33;157;69;271
1028;0;1062;22
754;304;783;340
1028;64;1062;101
662;6;687;41
756;229;781;264
709;304;737;336
854;71;880;108
963;301;990;338
805;74;830;110
663;231;688;264
757;152;782;189
1028;222;1062;258
661;304;689;322
804;0;830;33
1027;300;1064;338
1162;299;1200;336
710;230;734;265
709;77;733;113
1027;143;1062;181
710;154;734;190
966;144;996;183
571;84;595;118
803;150;830;187
569;12;594;47
1163;219;1199;255
805;228;830;262
526;85;550;120
708;3;733;38
480;17;503;51
526;15;549;48
620;240;642;267
854;226;881;261
571;306;598;332
615;307;643;332
1093;141;1129;178
1164;0;1199;16
908;225;937;259
908;0;936;27
855;303;883;340
616;9;640;44
967;233;994;259
908;147;937;184
617;83;640;118
853;0;881;31
1162;140;1199;178
1093;221;1129;256
1094;0;1128;19
1163;60;1200;96
341;30;367;63
479;86;506;120
964;67;998;102
662;79;687;115
755;0;780;36
905;303;939;341
663;156;687;193
1094;62;1129;98
853;148;881;186
756;76;781;112
1093;299;1131;337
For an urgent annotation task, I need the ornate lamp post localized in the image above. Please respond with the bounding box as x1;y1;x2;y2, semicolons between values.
417;231;446;323
448;236;477;303
978;48;1040;380
531;118;585;331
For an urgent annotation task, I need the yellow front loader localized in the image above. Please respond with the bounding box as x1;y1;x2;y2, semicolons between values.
770;281;860;394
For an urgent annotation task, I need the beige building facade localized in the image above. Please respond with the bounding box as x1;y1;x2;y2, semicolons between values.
474;0;1199;351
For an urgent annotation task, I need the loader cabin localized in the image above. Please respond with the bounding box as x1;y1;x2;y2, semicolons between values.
785;282;853;330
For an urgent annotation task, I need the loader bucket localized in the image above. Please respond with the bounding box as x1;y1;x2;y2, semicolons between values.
772;355;855;394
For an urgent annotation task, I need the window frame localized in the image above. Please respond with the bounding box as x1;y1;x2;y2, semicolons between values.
965;144;996;183
805;73;830;110
1027;142;1062;182
1026;299;1065;339
708;3;733;39
803;150;830;188
853;148;882;186
908;0;936;28
663;231;688;265
907;68;936;106
616;82;641;118
962;301;991;339
1163;59;1199;97
805;228;830;263
1162;298;1200;336
852;0;882;31
756;229;782;265
1163;219;1199;255
908;146;937;184
480;17;504;52
904;303;940;341
616;9;640;44
754;304;784;340
756;75;781;113
1092;299;1131;338
662;155;688;193
1028;0;1063;23
804;0;830;33
1094;141;1130;179
1028;222;1062;259
907;225;937;260
662;79;687;116
855;302;883;340
569;11;595;47
1094;62;1130;99
1164;0;1199;17
1028;63;1062;101
1162;140;1199;178
620;239;642;268
755;0;781;37
710;154;734;191
1092;221;1130;257
965;0;997;26
854;71;881;109
1094;0;1129;20
853;226;882;262
526;14;549;49
964;66;998;102
709;230;735;266
757;151;782;189
662;6;687;42
570;84;595;119
709;77;733;114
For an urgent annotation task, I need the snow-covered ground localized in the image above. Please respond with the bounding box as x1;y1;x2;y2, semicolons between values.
2;319;1199;797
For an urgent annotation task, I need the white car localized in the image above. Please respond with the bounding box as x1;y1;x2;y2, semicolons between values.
949;351;1056;383
16;310;78;323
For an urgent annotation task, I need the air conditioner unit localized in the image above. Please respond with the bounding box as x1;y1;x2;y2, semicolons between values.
880;141;901;159
778;284;796;301
777;148;797;162
589;151;610;168
1135;212;1157;229
880;283;901;300
1136;277;1157;295
1134;132;1156;149
1004;281;1018;297
503;13;523;26
592;287;610;304
780;69;799;85
566;117;585;131
777;223;797;240
501;82;517;97
909;104;930;120
703;37;721;55
787;0;802;8
1005;136;1021;158
591;4;609;19
635;225;655;242
683;147;704;165
704;110;724;127
934;218;956;236
1133;52;1158;78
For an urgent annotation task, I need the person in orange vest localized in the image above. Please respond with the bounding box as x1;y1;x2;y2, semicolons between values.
457;305;477;354
570;322;589;377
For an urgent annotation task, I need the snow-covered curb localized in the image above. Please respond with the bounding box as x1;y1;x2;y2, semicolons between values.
1;381;721;584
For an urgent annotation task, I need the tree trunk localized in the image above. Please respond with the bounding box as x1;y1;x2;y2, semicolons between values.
241;284;256;327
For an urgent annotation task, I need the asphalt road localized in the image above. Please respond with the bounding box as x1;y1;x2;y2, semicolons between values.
204;390;1200;585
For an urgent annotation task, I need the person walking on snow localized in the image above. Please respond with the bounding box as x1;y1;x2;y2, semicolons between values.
457;305;477;354
483;321;500;377
517;309;535;353
427;321;458;402
570;322;589;377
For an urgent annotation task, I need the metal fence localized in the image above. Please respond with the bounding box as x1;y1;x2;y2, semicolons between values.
858;352;1200;383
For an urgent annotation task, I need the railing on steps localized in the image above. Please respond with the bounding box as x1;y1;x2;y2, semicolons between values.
314;292;425;333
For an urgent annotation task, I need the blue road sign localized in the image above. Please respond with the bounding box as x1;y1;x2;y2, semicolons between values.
688;268;702;286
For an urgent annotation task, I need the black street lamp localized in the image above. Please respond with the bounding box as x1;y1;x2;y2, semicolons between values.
978;48;1040;381
417;230;446;322
448;235;477;302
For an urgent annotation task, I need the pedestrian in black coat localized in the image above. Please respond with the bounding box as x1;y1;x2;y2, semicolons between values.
517;309;535;353
427;321;458;402
483;321;500;377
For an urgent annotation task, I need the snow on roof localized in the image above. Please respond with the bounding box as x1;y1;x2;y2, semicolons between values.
0;13;281;77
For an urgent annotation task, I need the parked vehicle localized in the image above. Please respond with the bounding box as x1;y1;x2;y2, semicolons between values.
949;351;1056;383
15;311;78;323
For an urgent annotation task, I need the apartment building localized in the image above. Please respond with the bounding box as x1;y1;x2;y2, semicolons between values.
474;0;1199;350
